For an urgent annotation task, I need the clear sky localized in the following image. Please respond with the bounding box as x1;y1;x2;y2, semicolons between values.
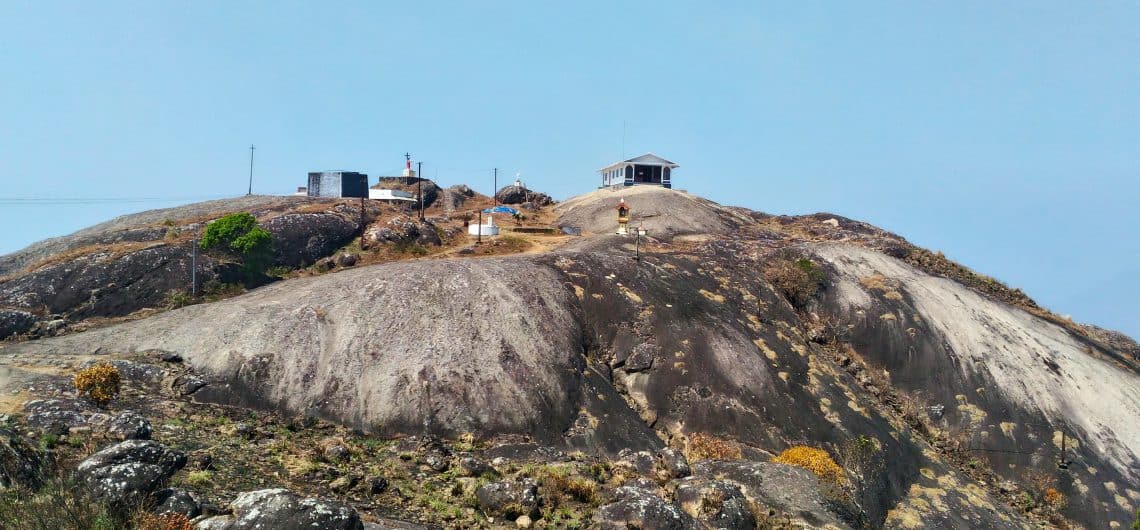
1;2;1137;338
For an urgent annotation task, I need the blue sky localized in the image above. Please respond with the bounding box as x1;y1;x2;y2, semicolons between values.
1;1;1137;338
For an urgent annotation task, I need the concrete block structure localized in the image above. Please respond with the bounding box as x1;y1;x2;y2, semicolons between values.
307;171;369;198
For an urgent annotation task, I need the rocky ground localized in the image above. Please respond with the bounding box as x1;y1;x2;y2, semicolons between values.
0;185;1138;529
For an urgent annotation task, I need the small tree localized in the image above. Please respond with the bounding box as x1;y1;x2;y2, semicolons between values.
74;363;121;406
200;212;273;281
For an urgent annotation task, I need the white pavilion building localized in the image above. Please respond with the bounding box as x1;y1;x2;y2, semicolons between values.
598;153;678;189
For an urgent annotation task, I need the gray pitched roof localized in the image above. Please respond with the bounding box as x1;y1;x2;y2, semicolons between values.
623;153;676;166
598;153;678;172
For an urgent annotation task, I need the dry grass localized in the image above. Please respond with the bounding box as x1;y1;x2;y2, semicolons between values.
21;241;162;275
136;512;194;530
684;433;742;461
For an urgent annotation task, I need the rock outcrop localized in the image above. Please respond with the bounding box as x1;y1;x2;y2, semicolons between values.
0;427;43;490
198;488;363;530
76;439;187;506
495;184;553;207
2;187;1137;528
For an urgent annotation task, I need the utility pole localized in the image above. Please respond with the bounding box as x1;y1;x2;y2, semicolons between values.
191;227;198;297
493;167;498;205
359;195;367;250
247;144;255;195
477;209;483;245
417;161;424;220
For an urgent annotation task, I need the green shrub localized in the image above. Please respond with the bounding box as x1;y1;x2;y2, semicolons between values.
163;289;194;310
200;212;273;280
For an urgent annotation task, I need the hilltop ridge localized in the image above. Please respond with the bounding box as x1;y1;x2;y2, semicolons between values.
0;185;1137;529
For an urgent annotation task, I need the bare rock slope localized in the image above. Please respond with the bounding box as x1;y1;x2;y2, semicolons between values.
3;187;1138;528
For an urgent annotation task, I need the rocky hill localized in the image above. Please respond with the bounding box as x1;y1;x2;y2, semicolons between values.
0;186;1137;529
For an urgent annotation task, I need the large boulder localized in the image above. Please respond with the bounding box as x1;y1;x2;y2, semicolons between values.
76;439;186;506
674;479;756;529
374;177;441;208
0;309;36;339
214;488;363;530
105;411;153;440
24;398;99;431
0;427;43;490
595;485;695;530
690;460;850;529
364;216;442;247
474;478;540;518
80;359;165;384
263;212;359;268
495;185;553;207
153;487;201;518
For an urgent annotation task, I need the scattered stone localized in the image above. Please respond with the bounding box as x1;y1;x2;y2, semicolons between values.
153;350;183;363
324;443;351;462
329;474;359;494
458;456;493;477
596;485;695;530
475;478;540;518
617;448;657;477
221;421;255;440
367;476;389;495
657;447;691;478
76;439;187;506
515;514;533;528
418;436;452;472
189;450;214;470
337;253;359;267
222;488;363;530
106;411;152;440
172;374;207;395
153;487;201;518
623;343;659;373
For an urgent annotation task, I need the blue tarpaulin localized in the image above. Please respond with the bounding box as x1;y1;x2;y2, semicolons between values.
482;206;519;215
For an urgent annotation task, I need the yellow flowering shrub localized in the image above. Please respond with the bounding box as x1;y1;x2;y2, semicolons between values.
773;445;847;486
74;362;121;406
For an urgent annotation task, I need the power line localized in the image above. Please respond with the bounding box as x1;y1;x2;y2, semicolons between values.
0;195;233;205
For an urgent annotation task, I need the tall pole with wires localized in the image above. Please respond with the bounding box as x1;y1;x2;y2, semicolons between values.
493;167;498;205
191;226;199;297
417;162;424;220
247;144;255;195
